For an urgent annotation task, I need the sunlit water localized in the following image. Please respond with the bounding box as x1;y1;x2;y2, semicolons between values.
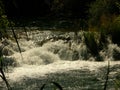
0;30;120;90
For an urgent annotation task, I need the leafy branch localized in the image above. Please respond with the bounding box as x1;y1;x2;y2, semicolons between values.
0;45;11;90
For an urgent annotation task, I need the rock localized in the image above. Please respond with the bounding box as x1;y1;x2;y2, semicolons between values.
72;50;79;60
58;49;79;60
2;47;14;56
113;49;120;60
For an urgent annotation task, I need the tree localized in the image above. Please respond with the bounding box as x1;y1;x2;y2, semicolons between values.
89;0;120;28
88;0;120;45
0;0;9;39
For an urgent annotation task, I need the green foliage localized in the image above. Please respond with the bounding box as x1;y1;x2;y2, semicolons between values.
88;0;120;45
84;32;98;56
0;1;11;89
0;15;9;29
51;0;64;14
0;0;8;28
0;0;9;39
0;0;4;15
114;79;120;90
84;32;105;61
114;72;120;89
116;2;120;10
89;0;119;27
0;51;11;90
108;16;120;44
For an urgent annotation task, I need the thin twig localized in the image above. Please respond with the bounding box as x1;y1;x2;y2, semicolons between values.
9;21;23;60
0;56;11;90
103;60;110;90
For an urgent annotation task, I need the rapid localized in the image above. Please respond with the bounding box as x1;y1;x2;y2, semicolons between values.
0;30;120;90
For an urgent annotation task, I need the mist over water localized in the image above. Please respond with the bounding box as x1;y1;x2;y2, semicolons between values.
0;30;120;90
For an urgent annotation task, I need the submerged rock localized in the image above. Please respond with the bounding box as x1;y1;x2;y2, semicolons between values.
2;47;14;56
72;50;79;60
113;49;120;60
58;49;79;61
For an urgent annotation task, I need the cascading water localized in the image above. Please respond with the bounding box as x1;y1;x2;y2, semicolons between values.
0;30;120;90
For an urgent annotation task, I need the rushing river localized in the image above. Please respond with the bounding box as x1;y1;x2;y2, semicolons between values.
0;30;120;90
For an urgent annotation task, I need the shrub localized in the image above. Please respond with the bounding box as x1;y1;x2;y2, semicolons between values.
0;0;9;39
84;32;104;61
84;32;98;56
108;16;120;45
89;0;119;27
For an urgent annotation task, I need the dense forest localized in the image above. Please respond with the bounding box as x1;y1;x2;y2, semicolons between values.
0;0;120;22
0;0;119;25
0;0;120;47
2;0;95;18
1;0;120;42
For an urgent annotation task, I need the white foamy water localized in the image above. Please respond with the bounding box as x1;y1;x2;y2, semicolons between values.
7;60;120;81
0;31;120;90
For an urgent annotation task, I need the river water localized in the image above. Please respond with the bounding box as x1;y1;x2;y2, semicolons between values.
0;30;120;90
